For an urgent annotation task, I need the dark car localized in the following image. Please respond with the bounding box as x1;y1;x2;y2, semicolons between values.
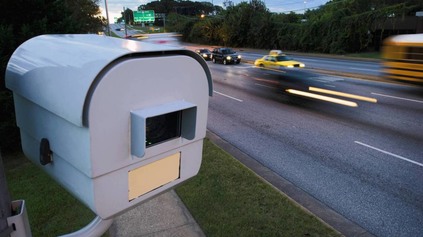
195;48;212;61
211;48;241;65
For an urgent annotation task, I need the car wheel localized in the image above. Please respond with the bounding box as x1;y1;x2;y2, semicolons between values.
212;58;216;63
259;64;264;68
223;59;227;65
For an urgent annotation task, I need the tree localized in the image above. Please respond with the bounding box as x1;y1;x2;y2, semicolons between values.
120;8;134;25
139;0;223;15
0;0;106;153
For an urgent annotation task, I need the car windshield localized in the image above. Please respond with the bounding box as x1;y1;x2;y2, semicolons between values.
275;55;293;61
200;49;210;53
222;49;235;54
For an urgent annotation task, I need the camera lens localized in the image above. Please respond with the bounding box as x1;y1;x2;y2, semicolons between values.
145;111;182;147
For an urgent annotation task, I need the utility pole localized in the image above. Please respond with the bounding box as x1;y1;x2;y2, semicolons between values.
163;14;166;32
104;0;111;35
0;151;12;237
124;7;128;37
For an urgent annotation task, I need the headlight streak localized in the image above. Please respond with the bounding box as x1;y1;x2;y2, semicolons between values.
309;87;377;103
285;89;358;107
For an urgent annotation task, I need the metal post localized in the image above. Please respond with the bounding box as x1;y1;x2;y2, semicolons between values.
104;0;111;36
163;15;166;32
124;7;128;37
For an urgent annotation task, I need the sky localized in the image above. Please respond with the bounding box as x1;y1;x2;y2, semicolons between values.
99;0;330;23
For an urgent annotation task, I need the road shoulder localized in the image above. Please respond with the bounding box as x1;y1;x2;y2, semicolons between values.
206;130;375;237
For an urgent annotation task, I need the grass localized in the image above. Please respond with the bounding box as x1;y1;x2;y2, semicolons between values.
176;139;339;237
3;153;97;236
3;139;339;236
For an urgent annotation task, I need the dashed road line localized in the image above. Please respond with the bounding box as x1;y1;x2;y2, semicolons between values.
355;141;423;168
213;90;243;102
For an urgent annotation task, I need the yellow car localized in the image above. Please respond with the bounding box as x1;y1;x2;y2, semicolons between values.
254;54;305;69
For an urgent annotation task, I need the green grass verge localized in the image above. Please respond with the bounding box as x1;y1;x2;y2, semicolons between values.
3;139;339;236
3;153;97;236
176;139;340;237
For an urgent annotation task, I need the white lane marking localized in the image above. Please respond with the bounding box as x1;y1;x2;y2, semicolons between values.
349;67;379;72
213;90;243;102
324;84;336;88
316;76;344;82
354;141;423;168
371;93;423;104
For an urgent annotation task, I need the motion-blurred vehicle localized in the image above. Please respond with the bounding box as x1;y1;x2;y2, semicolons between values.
211;48;241;65
254;54;305;69
133;33;182;47
269;50;284;55
195;48;212;61
382;33;423;86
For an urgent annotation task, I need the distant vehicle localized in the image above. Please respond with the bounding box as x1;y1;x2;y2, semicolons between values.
254;54;305;69
115;28;122;31
382;33;423;85
133;33;182;47
269;50;284;55
195;48;212;61
211;48;241;65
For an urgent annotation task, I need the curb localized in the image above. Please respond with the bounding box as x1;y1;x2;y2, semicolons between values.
206;130;376;237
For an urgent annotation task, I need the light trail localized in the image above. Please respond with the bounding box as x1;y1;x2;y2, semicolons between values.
309;87;377;103
286;89;358;107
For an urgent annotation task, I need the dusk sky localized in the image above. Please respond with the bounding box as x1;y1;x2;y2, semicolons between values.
100;0;330;23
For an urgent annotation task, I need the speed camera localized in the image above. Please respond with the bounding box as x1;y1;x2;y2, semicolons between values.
5;34;212;219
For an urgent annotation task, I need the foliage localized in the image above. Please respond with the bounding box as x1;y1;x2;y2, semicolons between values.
0;0;106;153
118;8;134;24
166;0;422;54
138;0;223;16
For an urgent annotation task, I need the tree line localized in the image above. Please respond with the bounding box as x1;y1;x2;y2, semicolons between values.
118;0;223;25
164;0;422;54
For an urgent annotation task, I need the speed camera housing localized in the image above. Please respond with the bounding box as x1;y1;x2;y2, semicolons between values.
5;34;212;219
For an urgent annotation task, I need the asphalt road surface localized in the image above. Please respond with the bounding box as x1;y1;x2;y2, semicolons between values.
203;58;422;237
239;50;381;77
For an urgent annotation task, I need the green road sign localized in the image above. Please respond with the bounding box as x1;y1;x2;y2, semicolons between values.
134;10;155;23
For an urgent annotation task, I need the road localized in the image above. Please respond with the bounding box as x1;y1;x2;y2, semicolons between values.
201;56;422;237
109;23;140;38
120;36;421;236
238;50;381;77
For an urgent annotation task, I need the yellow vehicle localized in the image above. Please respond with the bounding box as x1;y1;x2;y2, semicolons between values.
254;54;305;69
382;33;423;85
